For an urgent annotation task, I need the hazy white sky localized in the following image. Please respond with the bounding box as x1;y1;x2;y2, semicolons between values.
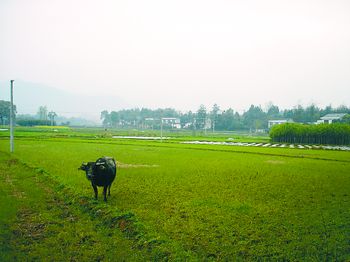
1;0;350;113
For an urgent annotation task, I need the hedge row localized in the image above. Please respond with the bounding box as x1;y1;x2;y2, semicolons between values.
269;123;350;145
16;119;55;126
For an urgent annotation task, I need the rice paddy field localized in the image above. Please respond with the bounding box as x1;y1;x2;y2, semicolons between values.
0;127;349;260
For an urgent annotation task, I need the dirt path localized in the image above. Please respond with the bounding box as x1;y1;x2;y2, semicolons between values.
0;154;150;261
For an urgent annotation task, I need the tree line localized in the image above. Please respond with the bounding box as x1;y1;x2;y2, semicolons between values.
16;106;58;126
16;119;53;126
270;123;350;145
0;100;16;125
100;104;350;131
0;101;58;126
1;99;349;130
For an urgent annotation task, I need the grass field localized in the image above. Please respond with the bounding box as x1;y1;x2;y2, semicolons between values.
0;126;270;143
0;127;349;260
0;154;151;261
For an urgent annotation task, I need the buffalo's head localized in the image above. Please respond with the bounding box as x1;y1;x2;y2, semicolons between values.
78;162;88;171
78;162;94;180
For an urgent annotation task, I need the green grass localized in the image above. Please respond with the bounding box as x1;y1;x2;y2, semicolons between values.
0;154;152;261
0;129;349;260
0;126;270;143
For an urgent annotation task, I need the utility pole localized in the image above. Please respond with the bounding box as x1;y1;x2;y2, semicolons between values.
10;80;14;153
192;117;196;137
212;118;215;133
160;118;163;142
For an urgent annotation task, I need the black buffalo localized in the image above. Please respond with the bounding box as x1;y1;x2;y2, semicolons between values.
79;157;117;201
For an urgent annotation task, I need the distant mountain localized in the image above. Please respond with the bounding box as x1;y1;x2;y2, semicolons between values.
0;80;129;124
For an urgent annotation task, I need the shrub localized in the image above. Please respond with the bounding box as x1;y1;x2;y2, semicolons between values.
17;119;54;126
269;123;350;145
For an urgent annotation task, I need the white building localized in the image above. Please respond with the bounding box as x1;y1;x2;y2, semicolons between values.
162;117;181;129
268;119;293;129
317;113;347;124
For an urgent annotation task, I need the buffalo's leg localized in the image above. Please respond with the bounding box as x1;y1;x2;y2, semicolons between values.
103;185;108;202
92;183;98;200
108;183;112;196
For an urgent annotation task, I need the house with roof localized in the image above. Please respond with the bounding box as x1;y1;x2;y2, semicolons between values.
268;119;293;129
316;113;347;124
143;117;181;129
162;117;181;129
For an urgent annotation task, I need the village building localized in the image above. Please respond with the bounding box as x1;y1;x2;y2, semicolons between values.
268;119;293;129
143;117;181;129
162;117;181;129
317;113;347;124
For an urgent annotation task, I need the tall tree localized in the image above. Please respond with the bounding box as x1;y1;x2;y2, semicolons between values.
0;100;16;125
48;111;57;126
180;111;194;128
304;104;320;123
266;103;280;119
37;106;48;121
291;105;305;123
243;105;267;130
196;105;207;129
342;114;350;124
335;105;350;113
216;109;234;130
100;110;111;127
110;111;120;127
210;104;220;132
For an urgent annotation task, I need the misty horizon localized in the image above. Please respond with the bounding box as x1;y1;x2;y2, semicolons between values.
1;1;350;120
1;79;349;122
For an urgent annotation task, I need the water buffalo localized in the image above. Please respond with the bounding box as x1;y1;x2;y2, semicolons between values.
79;157;117;201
